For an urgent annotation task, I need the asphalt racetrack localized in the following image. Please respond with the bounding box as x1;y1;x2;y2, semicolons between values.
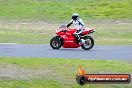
0;44;132;60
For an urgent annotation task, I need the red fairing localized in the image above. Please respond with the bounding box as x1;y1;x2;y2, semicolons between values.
82;28;93;35
67;28;76;34
56;28;78;48
55;27;93;48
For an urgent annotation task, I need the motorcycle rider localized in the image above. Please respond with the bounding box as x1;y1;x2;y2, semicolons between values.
67;13;85;44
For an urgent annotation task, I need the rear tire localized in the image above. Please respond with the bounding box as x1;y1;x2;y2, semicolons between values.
81;36;94;50
50;36;62;49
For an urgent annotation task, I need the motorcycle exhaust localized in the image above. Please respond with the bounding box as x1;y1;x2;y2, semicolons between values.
80;39;85;44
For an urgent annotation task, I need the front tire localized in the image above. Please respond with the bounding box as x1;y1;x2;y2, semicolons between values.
81;36;94;50
50;36;62;49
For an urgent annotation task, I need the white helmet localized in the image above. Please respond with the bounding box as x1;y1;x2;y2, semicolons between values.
72;13;79;20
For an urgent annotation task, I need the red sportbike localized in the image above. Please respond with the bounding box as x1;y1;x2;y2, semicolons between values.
50;25;95;50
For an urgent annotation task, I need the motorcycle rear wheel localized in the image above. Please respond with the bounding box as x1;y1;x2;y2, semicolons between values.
81;36;94;50
50;36;62;49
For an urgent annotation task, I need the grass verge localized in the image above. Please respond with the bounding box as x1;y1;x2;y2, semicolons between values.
0;20;132;45
0;0;132;21
0;57;131;88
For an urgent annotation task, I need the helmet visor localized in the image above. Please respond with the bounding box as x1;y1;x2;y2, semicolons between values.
72;16;78;20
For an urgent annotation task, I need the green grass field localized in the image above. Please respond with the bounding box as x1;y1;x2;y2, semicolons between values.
0;57;131;88
0;20;132;45
0;0;132;21
0;0;132;44
0;1;132;88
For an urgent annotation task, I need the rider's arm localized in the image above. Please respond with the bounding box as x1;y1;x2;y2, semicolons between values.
67;20;73;28
78;19;84;26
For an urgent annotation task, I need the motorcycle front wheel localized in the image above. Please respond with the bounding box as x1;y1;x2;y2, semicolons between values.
50;36;62;49
81;36;94;50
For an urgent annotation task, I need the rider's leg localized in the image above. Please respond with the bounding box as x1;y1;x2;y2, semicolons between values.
74;29;83;42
